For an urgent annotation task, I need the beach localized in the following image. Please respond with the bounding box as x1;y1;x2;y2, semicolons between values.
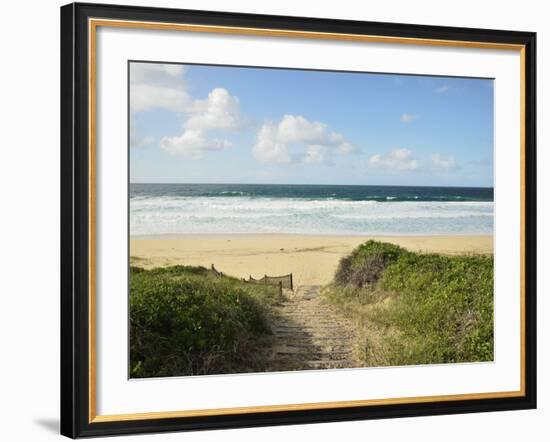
130;183;494;285
130;234;493;286
126;65;497;377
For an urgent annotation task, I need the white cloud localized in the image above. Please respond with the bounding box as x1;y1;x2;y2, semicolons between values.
304;145;330;164
131;84;191;113
130;130;153;149
400;113;417;123
160;129;232;158
130;63;245;158
130;117;153;149
435;85;449;94
160;88;243;158
186;88;244;131
432;153;458;170
130;63;185;83
254;123;291;164
253;115;355;164
130;63;191;112
369;148;419;171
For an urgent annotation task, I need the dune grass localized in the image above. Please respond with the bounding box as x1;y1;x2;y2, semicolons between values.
129;265;283;378
324;241;493;367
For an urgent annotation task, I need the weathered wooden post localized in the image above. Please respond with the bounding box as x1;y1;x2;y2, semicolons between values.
279;281;282;296
290;273;293;291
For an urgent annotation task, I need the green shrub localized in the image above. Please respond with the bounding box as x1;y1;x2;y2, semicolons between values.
380;253;494;364
327;242;493;366
335;240;406;288
130;265;279;378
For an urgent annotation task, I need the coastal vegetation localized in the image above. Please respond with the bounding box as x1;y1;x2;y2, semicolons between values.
324;240;494;366
129;265;282;378
129;240;494;377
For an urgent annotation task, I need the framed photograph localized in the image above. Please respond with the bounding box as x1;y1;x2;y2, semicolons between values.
60;2;536;438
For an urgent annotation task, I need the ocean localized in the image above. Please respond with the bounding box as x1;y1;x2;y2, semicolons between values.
130;183;494;236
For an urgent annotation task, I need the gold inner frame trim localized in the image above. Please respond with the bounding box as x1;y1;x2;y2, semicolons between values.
88;17;527;424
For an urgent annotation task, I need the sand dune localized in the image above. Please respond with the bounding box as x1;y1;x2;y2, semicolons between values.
130;234;493;286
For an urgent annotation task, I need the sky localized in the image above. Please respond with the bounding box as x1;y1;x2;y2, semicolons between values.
129;61;494;187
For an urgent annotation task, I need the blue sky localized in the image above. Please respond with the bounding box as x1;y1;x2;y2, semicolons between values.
130;62;494;187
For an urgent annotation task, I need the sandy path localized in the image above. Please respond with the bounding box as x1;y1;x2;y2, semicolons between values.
269;286;359;371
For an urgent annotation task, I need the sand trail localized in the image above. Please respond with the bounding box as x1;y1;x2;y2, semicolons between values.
269;285;359;370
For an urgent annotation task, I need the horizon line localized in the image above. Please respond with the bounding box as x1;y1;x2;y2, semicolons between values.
129;182;494;189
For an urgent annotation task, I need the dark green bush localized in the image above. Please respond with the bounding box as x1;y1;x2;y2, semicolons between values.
130;266;278;378
335;240;406;288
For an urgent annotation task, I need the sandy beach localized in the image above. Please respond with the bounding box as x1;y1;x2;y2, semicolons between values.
130;235;493;286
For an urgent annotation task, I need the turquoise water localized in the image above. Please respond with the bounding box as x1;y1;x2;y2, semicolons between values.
130;183;494;236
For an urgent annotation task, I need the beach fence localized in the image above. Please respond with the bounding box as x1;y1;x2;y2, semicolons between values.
210;264;224;277
247;273;293;291
210;264;293;294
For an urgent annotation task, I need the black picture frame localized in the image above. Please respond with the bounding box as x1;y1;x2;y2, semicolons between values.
61;2;537;438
